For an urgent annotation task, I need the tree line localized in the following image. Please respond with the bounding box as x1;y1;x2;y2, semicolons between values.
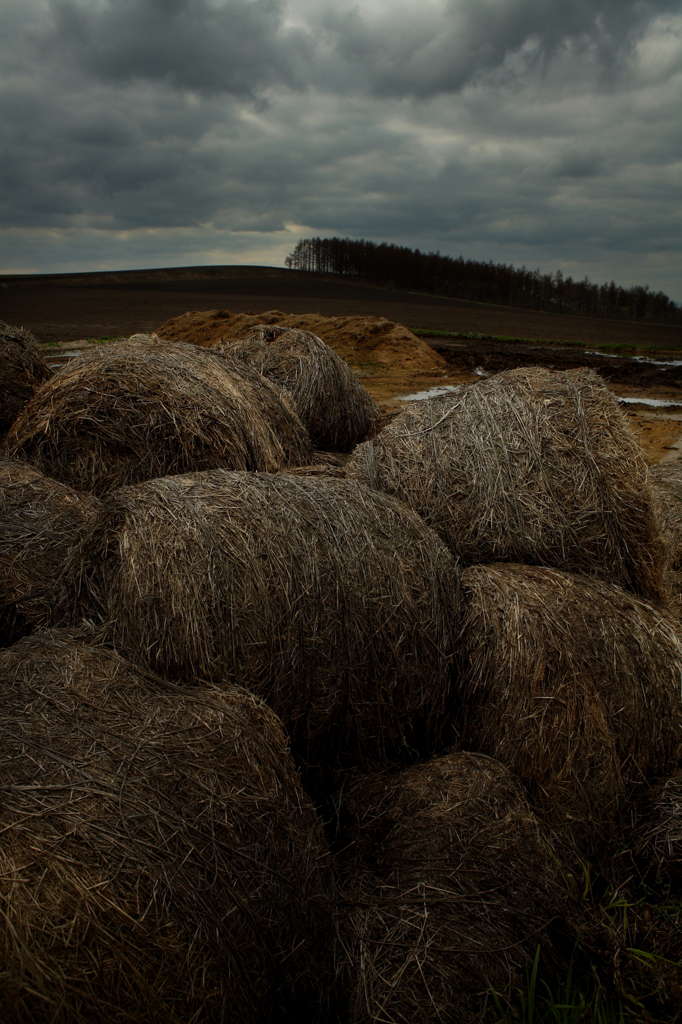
285;237;681;326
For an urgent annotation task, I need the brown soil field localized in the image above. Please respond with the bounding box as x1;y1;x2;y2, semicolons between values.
3;264;681;462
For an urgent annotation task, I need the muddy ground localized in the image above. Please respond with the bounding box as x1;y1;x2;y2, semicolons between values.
3;265;681;462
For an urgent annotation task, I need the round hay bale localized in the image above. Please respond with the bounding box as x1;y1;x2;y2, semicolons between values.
0;630;334;1023
220;324;381;451
631;774;682;889
74;470;459;781
651;461;682;615
0;459;102;645
335;752;576;1024
4;338;312;495
346;366;664;600
456;564;682;855
0;321;52;436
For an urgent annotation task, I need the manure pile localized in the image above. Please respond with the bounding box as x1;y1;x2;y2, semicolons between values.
2;317;682;1020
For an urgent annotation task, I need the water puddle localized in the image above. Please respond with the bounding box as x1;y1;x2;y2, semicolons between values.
399;384;462;401
399;384;682;410
586;350;682;368
616;396;682;409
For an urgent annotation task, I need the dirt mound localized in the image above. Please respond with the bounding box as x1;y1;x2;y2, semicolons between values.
155;308;446;371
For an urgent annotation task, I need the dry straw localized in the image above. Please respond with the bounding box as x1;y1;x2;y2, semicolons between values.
456;564;682;856
335;751;575;1024
631;774;682;889
347;366;664;599
0;459;102;646
651;461;682;615
219;324;381;451
4;338;312;495
0;321;52;436
0;629;335;1023
73;470;459;780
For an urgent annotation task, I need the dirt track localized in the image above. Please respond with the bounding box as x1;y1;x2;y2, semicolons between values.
3;265;682;462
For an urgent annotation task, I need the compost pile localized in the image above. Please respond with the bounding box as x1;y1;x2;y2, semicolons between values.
0;631;334;1023
4;338;312;495
73;469;459;782
347;366;664;599
2;319;682;1021
219;324;381;451
0;321;52;436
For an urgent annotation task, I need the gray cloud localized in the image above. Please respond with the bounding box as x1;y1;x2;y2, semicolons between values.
0;0;680;298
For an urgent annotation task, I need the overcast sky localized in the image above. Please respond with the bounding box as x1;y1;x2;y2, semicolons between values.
1;0;680;299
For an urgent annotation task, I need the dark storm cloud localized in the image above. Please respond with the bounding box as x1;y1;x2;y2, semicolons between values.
317;0;682;97
0;0;680;297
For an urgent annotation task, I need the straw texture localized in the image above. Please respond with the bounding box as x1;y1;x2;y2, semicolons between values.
5;338;312;495
456;563;682;855
335;752;575;1024
0;630;335;1023
0;321;52;436
73;470;459;780
220;325;381;451
347;366;664;599
0;459;102;645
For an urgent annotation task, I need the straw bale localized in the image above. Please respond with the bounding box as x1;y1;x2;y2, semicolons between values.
347;366;664;600
631;774;682;889
335;751;575;1024
0;630;334;1023
4;338;312;496
0;321;52;436
456;564;682;855
651;461;682;615
219;324;381;451
0;459;102;645
73;470;459;780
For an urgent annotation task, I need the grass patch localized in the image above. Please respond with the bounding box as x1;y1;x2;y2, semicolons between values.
490;867;682;1024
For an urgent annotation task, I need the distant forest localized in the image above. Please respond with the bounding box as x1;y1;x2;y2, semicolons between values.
285;237;681;326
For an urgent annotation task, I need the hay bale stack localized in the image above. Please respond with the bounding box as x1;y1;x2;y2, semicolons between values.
456;564;682;854
0;321;52;436
0;631;334;1023
335;752;575;1024
651;461;682;614
0;459;102;646
220;324;381;451
347;366;664;599
4;338;312;495
631;775;682;889
75;470;459;778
